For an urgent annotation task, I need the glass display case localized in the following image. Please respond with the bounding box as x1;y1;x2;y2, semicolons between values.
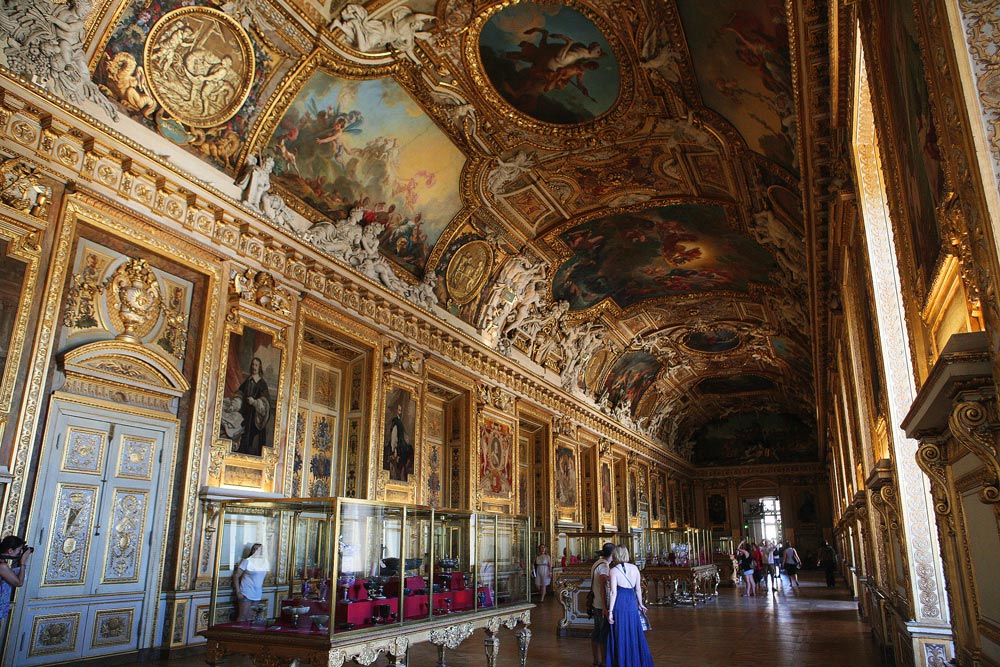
556;532;635;566
647;528;710;566
208;498;530;640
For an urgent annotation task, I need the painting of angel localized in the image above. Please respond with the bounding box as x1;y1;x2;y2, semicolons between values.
265;72;464;274
478;2;618;124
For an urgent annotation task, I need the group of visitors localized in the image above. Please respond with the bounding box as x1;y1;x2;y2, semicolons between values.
735;539;807;595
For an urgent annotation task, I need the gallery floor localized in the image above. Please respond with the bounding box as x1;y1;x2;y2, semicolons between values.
129;571;881;666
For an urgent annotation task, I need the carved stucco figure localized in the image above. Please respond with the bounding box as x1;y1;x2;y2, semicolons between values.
0;0;118;120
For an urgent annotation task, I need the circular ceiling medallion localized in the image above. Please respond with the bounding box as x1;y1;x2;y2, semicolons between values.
144;7;255;128
446;240;494;304
477;2;620;125
682;328;741;354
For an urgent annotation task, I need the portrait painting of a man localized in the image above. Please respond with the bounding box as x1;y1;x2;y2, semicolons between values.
383;387;416;482
221;327;280;456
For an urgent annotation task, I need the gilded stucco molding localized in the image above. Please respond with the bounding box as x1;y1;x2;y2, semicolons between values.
948;399;1000;504
853;53;947;625
0;78;692;477
956;0;1000;190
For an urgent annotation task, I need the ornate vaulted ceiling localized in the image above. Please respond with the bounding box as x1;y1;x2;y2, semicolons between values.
10;0;829;466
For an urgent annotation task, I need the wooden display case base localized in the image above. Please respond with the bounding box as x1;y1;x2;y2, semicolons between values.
201;603;532;667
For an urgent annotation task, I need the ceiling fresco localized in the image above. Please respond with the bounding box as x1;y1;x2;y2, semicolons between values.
478;2;620;125
675;0;798;174
689;411;817;467
264;71;465;272
550;203;778;310
29;0;829;466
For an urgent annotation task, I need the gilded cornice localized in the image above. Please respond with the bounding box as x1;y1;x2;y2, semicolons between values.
693;461;826;481
0;75;691;477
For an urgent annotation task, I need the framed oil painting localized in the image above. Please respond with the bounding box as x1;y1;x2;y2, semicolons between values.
600;461;612;513
220;326;282;456
480;418;513;496
383;386;416;482
708;492;727;527
477;1;620;125
555;445;578;508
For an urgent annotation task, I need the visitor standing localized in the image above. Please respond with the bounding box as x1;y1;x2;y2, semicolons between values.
818;541;838;588
736;541;756;597
606;545;654;667
591;542;614;667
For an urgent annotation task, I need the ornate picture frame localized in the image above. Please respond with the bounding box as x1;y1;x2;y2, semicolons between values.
212;308;288;491
377;373;422;503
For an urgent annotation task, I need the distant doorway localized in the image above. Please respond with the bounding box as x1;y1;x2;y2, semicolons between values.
742;496;783;544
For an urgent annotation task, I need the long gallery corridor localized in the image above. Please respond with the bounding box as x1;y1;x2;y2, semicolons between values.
126;572;879;667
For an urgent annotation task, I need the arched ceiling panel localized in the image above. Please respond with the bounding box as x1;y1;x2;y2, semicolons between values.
550;203;778;311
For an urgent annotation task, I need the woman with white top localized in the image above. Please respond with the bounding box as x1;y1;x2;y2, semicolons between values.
605;545;654;667
533;544;552;602
232;543;269;622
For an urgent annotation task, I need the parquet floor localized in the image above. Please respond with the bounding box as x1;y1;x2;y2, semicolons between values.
124;571;881;667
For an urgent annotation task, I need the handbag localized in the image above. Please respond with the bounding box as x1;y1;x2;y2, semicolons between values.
639;608;651;632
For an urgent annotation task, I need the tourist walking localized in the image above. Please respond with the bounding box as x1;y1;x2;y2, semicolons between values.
782;541;802;587
736;541;756;597
533;544;552;602
606;545;654;667
818;541;838;588
591;542;615;667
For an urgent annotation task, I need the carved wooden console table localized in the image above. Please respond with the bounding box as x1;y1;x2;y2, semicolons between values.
553;563;599;638
643;565;720;606
202;604;532;667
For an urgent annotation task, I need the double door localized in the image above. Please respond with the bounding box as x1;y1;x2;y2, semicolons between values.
6;395;176;666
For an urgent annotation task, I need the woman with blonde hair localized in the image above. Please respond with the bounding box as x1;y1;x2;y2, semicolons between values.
605;544;654;667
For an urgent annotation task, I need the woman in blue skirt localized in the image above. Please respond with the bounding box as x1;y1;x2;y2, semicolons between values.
605;544;654;667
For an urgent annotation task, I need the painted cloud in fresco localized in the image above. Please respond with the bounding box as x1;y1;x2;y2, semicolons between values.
552;203;777;311
676;0;797;173
266;71;465;274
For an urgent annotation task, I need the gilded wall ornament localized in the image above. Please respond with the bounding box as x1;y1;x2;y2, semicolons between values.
143;7;255;128
446;240;493;305
0;157;51;217
232;268;292;316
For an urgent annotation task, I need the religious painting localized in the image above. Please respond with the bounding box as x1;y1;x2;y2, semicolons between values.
95;0;276;171
480;418;513;496
383;387;416;482
555;445;578;507
478;2;619;125
690;411;817;466
265;71;464;273
675;0;797;172
682;327;741;353
221;327;281;456
600;461;612;513
551;204;776;311
695;374;776;395
707;492;727;527
872;0;943;295
602;351;661;409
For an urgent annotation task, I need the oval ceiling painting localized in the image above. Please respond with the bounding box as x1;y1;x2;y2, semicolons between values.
478;2;619;124
682;327;741;353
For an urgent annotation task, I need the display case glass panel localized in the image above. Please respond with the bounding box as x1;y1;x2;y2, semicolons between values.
208;498;529;640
